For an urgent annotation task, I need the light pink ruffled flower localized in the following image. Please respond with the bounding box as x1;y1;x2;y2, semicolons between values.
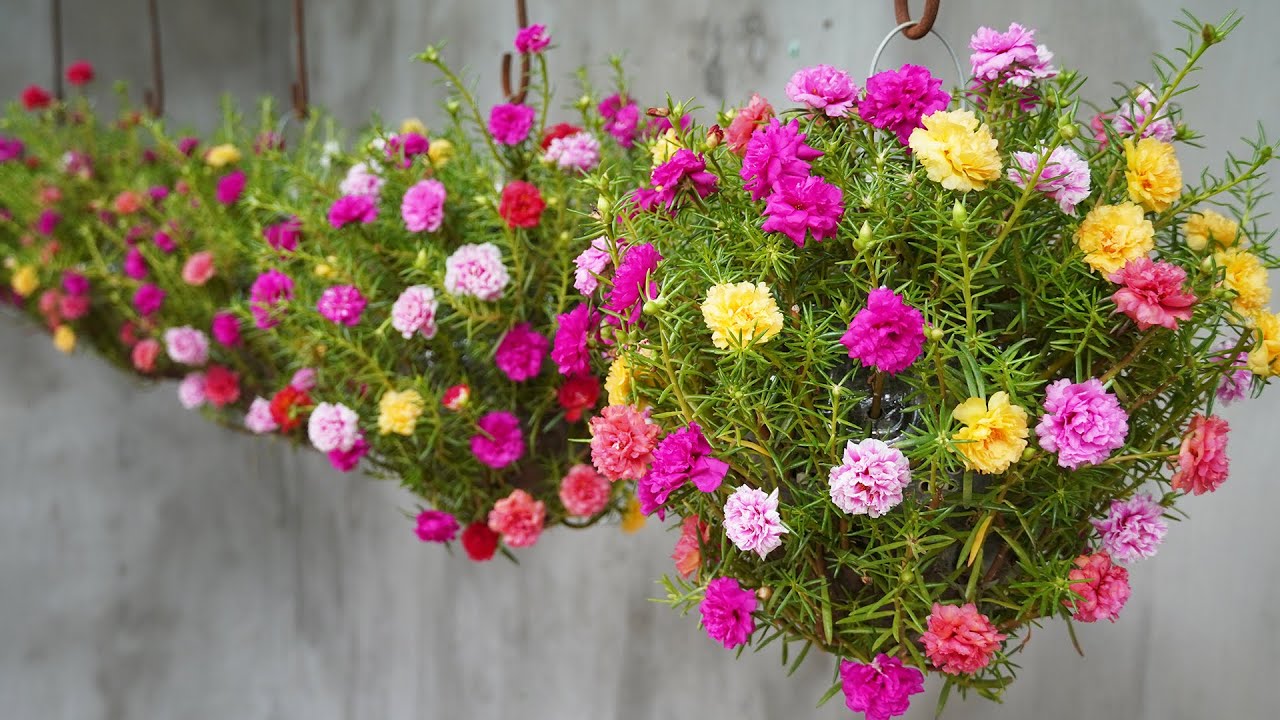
1035;378;1129;469
921;603;1006;675
828;438;912;518
839;654;926;720
179;250;216;286
290;367;317;392
1216;350;1251;404
1091;494;1167;563
488;489;545;548
1113;88;1176;142
589;404;660;481
698;576;756;649
544;132;601;173
573;237;614;295
444;243;510;301
391;285;439;339
471;411;525;469
177;372;207;409
494;322;548;382
1171;413;1230;495
400;179;446;233
1108;258;1197;331
244;397;279;434
723;485;787;559
164;326;209;366
785;64;858;117
1007;146;1091;214
316;284;367;326
1066;551;1131;623
307;402;360;453
339;162;384;198
559;464;611;517
969;23;1057;88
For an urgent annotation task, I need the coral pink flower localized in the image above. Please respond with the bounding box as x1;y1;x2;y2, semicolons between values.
672;515;710;577
390;285;439;339
488;489;546;548
557;374;599;422
726;94;775;156
488;103;536;145
551;303;596;376
723;485;787;558
494;322;548;382
785;65;858;117
58;293;89;321
761;174;844;247
498;180;545;228
840;287;926;375
1171;413;1230;495
921;603;1006;675
164;326;209;366
740;117;823;201
839;654;926;720
415;510;460;543
461;521;499;561
559;464;611;517
1092;494;1168;563
471;411;525;469
131;338;161;373
699;577;757;649
1035;378;1129;469
316;284;366;326
514;23;550;53
1066;551;1131;622
181;251;216;286
828;438;912;518
859;64;951;145
401;179;446;233
589;404;661;481
637;422;729;517
1108;258;1197;331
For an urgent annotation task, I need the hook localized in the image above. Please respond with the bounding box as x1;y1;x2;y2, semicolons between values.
50;0;64;101
143;0;164;116
499;0;531;104
893;0;941;40
291;0;310;120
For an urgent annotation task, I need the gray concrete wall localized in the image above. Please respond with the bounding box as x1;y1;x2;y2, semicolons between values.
3;1;1279;718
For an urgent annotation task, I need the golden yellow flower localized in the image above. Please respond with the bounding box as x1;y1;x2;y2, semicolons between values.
907;110;1002;192
378;388;424;436
427;138;455;167
204;143;242;168
621;494;645;534
314;263;334;278
52;325;76;353
1216;248;1271;315
1247;310;1280;377
605;354;634;406
1184;209;1240;251
399;117;428;136
1124;138;1182;212
650;129;682;165
701;281;785;350
1074;202;1155;274
10;265;39;297
951;391;1029;475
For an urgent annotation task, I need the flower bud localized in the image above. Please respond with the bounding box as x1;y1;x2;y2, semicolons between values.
854;221;873;251
596;195;613;217
1021;446;1037;462
559;231;571;243
1202;23;1220;46
642;294;667;314
444;99;461;116
419;46;440;63
756;586;772;601
575;94;592;111
646;106;669;118
1058;117;1078;140
898;568;914;584
705;124;724;151
952;200;968;229
928;326;944;341
414;249;429;270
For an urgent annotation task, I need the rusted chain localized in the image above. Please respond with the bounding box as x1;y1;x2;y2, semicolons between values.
500;0;531;104
143;0;164;116
893;0;940;40
291;0;310;119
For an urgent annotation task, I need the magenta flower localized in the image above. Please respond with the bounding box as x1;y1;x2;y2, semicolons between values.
1091;494;1168;563
858;64;951;145
164;326;209;366
839;654;926;720
390;285;439;339
723;485;787;559
132;283;165;317
0;136;24;163
444;243;510;301
828;438;912;518
147;185;169;204
599;93;641;148
573;237;615;295
488;103;536;145
495;322;548;382
216;170;246;205
153;230;176;253
316;284;367;326
414;510;460;543
514;23;551;54
740;117;824;201
263;216;301;252
1066;551;1131;623
401;179;446;233
785;64;858;117
307;402;360;453
386;132;428;167
471;411;526;469
62;271;89;296
648;149;718;209
551;303;597;376
249;269;294;329
1007;146;1091;214
327;194;377;228
698;577;757;649
969;23;1057;88
636;422;729;517
123;247;148;280
327;433;369;472
604;242;662;325
761;174;844;247
1108;258;1197;331
839;288;926;375
36;209;60;236
1035;378;1129;469
211;311;241;346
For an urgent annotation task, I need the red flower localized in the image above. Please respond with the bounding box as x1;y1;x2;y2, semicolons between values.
21;85;53;111
460;521;499;562
557;374;600;422
203;364;241;408
269;385;312;432
442;383;470;411
498;180;545;229
540;122;583;151
66;60;95;86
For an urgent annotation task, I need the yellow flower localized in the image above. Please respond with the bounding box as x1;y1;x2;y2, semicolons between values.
204;143;242;168
1247;310;1280;377
10;265;39;297
52;325;76;353
908;110;1002;192
951;391;1029;475
1184;209;1240;251
650;129;682;165
1074;202;1155;274
378;389;424;436
605;354;634;406
314;263;334;278
621;494;645;534
1216;248;1271;315
399;117;428;136
428;138;455;167
1124;138;1182;212
701;281;785;350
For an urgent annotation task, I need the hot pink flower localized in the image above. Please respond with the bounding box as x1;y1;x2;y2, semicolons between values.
603;242;661;325
672;515;710;577
785;64;858;117
488;103;536;145
921;603;1006;675
327;433;368;472
415;510;460;543
839;654;926;720
327;194;377;228
1007;146;1091;214
58;293;89;321
828;438;912;518
307;401;360;453
316;284;367;326
637;422;729;517
249;269;293;329
699;577;756;649
761;174;844;247
444;243;509;301
599;93;642;148
1171;413;1230;495
647;149;718;209
181;250;216;286
123;248;148;280
969;23;1057;88
1035;378;1129;469
559;464;611;517
740;118;824;201
725;94;775;156
514;23;551;53
859;64;951;145
216;170;246;205
131;338;161;373
1108;258;1197;331
840;287;926;375
494;322;548;382
551;303;596;376
264;216;301;252
589;404;660;481
471;411;525;469
1066;551;1131;623
164;326;209;366
723;485;787;558
1091;494;1168;563
211;311;241;346
401;179;446;233
390;285;439;339
488;489;545;548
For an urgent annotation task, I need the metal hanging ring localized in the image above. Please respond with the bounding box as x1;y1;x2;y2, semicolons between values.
868;21;966;104
894;0;940;40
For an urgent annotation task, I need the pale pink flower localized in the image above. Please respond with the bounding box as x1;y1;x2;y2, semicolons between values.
307;402;360;453
723;485;787;559
828;438;912;518
390;285;439;339
444;243;510;301
164;326;209;366
177;372;207;409
244;397;279;434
